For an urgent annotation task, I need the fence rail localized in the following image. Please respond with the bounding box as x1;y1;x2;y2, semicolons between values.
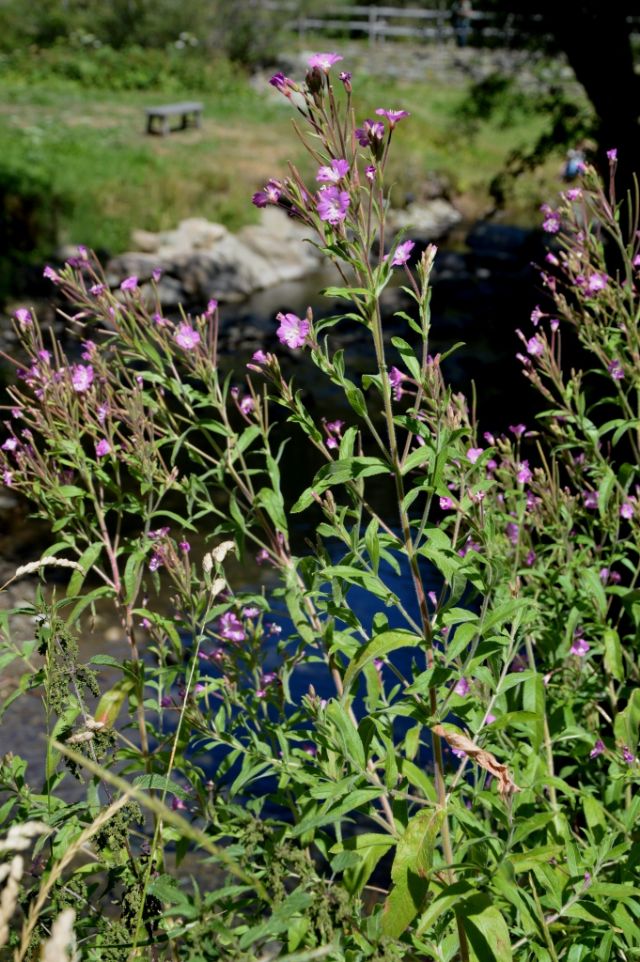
264;3;640;47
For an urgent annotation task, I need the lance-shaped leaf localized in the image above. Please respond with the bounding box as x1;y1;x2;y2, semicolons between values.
381;806;445;938
342;630;423;695
94;677;136;727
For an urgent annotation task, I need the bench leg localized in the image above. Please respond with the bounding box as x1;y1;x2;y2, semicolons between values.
161;116;169;136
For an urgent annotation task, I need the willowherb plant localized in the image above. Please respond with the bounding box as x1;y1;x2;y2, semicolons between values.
0;53;639;961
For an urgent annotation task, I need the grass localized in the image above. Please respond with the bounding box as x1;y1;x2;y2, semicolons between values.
0;42;588;265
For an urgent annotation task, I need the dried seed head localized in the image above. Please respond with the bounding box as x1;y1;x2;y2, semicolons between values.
211;541;236;564
0;822;50;853
41;908;78;962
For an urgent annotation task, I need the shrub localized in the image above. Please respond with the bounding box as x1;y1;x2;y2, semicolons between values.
0;59;638;960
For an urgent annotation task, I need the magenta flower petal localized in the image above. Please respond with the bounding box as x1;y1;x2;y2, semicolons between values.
276;312;310;349
175;324;201;351
307;52;343;72
316;187;350;225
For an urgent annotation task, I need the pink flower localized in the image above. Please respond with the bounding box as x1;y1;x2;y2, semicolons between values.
622;746;636;764
391;240;415;266
250;350;268;366
252;180;281;207
540;204;560;233
606;148;617;162
120;275;138;292
509;423;526;437
240;396;254;415
219;611;246;643
454;677;470;696
530;305;543;326
506;522;519;545
516;461;532;484
375;108;410;128
151;267;163;283
242;606;260;618
149;551;164;572
175;323;201;350
43;265;60;283
317;187;350;225
14;308;32;327
620;501;634;520
256;548;270;565
90;283;105;297
466;447;483;464
205;298;218;316
586;273;608;295
316;159;350;183
276;312;309;349
269;72;296;96
525;549;536;566
153;312;170;327
565;188;582;201
439;496;454;510
2;437;18;452
95;439;111;457
71;364;94;393
2;470;13;487
590;739;605;759
570;635;590;656
583;490;598;509
307;52;343;72
365;165;376;182
179;540;191;553
608;359;624;380
483;713;496;726
526;336;544;357
81;340;96;360
355;119;385;148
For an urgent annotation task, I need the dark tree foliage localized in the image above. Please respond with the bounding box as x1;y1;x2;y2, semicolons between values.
480;0;640;194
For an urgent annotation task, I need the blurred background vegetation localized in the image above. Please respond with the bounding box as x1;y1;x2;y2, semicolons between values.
0;0;635;300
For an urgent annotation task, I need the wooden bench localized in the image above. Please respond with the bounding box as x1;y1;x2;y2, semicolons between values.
145;101;203;136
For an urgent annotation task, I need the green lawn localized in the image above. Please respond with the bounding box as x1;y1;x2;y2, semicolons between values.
0;46;584;262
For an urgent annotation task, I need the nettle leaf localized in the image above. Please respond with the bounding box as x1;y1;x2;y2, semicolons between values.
342;630;423;695
460;895;512;962
291;457;389;513
381;807;445;938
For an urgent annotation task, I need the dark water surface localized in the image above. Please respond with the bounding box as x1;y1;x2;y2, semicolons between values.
0;218;547;790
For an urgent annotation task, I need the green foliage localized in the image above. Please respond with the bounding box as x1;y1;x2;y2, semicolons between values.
0;59;639;962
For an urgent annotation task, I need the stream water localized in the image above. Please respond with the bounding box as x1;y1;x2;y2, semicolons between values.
0;217;547;793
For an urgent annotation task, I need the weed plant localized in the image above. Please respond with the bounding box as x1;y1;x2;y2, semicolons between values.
0;56;638;961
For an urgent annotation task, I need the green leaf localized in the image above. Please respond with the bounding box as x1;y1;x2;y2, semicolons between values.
94;678;136;727
342;630;422;695
382;807;445;938
614;688;640;752
291;457;389;513
133;775;190;800
522;673;544;750
66;542;103;598
325;701;366;769
330;833;396;896
460;895;512;962
603;628;624;681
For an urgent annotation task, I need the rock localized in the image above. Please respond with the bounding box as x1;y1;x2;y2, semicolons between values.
106;199;457;308
387;198;462;242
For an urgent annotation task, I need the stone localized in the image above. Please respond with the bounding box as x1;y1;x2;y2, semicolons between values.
387;198;462;241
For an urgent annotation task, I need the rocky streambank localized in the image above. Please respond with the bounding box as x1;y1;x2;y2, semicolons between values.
104;201;462;308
